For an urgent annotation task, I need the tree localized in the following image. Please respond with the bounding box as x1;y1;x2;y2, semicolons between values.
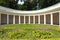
0;0;60;10
42;0;60;8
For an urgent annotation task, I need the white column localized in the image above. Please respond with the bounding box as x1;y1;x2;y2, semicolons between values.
13;15;15;24
19;15;20;24
33;15;35;24
38;15;40;24
7;14;9;24
59;12;60;26
24;15;25;24
0;14;1;25
51;13;53;25
44;14;46;24
29;16;30;24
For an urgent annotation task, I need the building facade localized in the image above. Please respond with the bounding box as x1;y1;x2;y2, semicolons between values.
0;3;60;25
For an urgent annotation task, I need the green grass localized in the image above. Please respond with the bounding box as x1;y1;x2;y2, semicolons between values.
0;24;60;40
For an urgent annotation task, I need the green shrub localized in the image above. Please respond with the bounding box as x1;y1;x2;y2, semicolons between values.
8;29;26;39
32;30;53;39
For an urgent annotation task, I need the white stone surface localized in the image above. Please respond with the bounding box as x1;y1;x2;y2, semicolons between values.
7;14;9;24
44;14;46;24
51;13;53;25
29;16;30;24
0;14;1;25
38;15;40;24
24;16;25;24
33;15;35;24
13;15;15;24
59;12;60;25
19;15;20;24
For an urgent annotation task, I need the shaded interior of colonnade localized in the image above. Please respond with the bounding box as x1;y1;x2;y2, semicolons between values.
35;16;38;24
46;14;51;24
1;14;7;24
1;13;59;25
53;13;59;25
40;15;44;24
20;16;24;24
25;16;29;24
15;16;19;24
30;16;33;24
9;15;13;24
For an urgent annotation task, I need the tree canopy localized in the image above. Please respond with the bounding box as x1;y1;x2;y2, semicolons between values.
0;0;60;10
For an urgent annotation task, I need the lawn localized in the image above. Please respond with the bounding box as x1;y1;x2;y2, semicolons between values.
0;24;60;40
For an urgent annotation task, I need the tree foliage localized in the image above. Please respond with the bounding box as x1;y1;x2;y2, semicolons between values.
0;0;60;10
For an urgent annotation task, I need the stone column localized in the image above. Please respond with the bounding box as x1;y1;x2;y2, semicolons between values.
59;12;60;26
7;14;9;24
19;15;20;24
24;15;25;24
44;14;46;24
13;15;15;24
33;15;35;24
51;13;53;25
0;14;1;25
29;16;30;24
38;15;40;24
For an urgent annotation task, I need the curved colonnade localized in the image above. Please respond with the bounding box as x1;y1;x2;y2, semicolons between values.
0;3;60;25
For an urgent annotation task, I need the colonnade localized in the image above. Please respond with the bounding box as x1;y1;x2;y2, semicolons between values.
0;12;60;25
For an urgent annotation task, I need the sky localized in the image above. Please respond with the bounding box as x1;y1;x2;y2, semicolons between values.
18;0;24;5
